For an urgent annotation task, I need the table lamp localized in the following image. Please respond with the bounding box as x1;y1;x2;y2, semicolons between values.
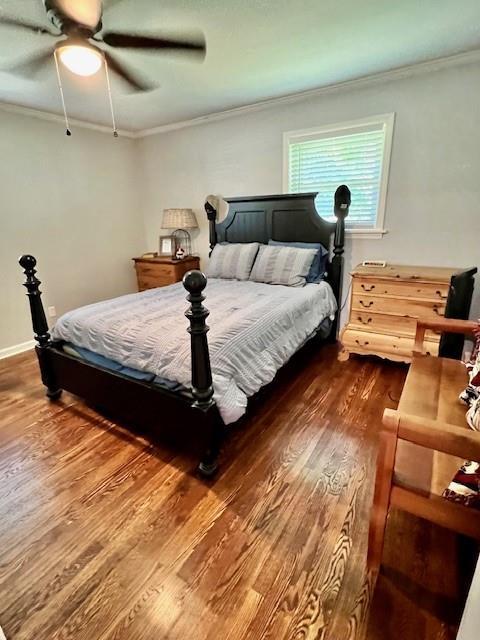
161;208;198;258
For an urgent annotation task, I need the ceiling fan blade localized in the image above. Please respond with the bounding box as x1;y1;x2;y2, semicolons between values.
0;16;55;36
3;47;56;78
102;31;206;59
103;50;156;92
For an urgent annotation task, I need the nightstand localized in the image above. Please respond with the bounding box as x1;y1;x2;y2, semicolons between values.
132;256;200;291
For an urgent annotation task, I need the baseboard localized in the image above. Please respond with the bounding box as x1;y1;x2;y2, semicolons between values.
0;339;35;360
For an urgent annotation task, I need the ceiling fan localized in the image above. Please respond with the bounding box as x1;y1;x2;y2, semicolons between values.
0;0;207;92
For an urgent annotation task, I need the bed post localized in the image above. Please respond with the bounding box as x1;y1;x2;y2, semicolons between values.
183;270;223;477
204;197;217;256
329;185;351;340
18;255;62;400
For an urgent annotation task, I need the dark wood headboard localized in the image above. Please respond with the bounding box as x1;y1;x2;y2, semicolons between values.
205;188;350;337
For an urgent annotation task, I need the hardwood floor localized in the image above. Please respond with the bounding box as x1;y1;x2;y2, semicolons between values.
0;346;472;639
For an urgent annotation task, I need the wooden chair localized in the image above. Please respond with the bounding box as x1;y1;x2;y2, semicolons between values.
368;317;480;573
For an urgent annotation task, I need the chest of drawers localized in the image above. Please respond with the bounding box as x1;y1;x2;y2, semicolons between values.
133;255;200;291
340;264;476;363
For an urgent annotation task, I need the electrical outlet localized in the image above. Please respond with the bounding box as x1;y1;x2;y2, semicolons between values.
48;306;57;318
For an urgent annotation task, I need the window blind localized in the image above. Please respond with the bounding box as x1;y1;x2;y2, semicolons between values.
288;126;386;229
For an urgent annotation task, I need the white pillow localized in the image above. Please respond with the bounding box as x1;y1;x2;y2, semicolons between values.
206;242;259;280
249;244;317;287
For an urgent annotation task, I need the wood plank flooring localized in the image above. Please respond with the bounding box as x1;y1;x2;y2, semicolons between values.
0;346;472;639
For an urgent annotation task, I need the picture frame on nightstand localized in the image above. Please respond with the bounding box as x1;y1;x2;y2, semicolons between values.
159;235;173;257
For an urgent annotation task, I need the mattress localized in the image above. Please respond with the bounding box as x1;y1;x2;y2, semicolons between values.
52;278;337;424
62;342;188;393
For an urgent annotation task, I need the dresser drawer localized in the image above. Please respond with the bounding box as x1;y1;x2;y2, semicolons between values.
351;293;445;319
341;328;439;362
353;277;450;300
137;275;172;291
136;263;175;279
350;311;441;341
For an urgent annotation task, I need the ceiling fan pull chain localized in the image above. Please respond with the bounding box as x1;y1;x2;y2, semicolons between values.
103;54;118;138
53;50;71;136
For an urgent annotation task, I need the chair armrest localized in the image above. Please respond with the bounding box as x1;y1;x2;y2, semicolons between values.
383;408;480;461
414;318;478;356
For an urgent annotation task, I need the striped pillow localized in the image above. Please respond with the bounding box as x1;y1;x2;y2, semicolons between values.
249;245;317;287
206;242;259;280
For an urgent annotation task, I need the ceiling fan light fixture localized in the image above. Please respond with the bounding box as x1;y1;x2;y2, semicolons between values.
58;44;102;77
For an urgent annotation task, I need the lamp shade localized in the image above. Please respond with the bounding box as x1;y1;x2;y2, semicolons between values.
162;208;198;230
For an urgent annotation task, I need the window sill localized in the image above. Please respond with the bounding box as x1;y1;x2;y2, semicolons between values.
346;228;387;240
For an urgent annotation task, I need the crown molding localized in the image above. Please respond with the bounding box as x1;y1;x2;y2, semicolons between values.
136;48;480;138
1;48;479;139
0;102;136;138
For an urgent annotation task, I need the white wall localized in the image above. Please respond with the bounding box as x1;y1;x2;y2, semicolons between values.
139;57;480;323
0;110;143;353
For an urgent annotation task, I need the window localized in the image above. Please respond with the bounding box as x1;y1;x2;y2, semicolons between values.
283;114;394;237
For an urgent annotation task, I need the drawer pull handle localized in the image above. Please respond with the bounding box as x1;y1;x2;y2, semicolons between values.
359;300;374;308
357;316;372;325
435;290;447;299
433;306;442;316
361;284;375;292
355;339;370;346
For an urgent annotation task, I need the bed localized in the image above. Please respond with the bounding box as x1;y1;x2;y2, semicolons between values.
19;188;350;476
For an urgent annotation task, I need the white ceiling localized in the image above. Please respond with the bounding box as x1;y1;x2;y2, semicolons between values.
1;0;479;132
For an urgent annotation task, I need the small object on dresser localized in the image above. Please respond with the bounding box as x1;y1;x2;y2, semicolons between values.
133;255;200;291
159;235;174;257
175;246;186;260
339;263;477;363
362;260;386;267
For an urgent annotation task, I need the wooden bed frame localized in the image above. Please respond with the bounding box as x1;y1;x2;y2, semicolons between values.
19;187;350;476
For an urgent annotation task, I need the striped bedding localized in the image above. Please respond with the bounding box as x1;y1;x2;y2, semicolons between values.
52;278;337;424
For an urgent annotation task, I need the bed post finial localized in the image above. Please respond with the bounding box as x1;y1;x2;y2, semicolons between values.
19;255;61;399
204;195;218;256
183;270;214;411
330;185;351;339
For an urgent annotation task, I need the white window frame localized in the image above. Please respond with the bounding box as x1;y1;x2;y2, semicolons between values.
283;113;395;239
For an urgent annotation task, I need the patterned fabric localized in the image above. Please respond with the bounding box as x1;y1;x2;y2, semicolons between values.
268;240;329;283
444;322;480;508
443;461;480;509
249;245;317;287
459;323;480;429
459;323;480;407
467;398;480;430
52;278;337;424
206;242;259;280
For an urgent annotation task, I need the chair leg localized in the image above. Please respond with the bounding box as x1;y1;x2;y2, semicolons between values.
367;413;400;572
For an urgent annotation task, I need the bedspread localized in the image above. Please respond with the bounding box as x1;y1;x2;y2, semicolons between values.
52;278;337;424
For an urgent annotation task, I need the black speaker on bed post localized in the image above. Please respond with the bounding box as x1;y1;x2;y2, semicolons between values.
329;185;350;340
19;255;62;400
